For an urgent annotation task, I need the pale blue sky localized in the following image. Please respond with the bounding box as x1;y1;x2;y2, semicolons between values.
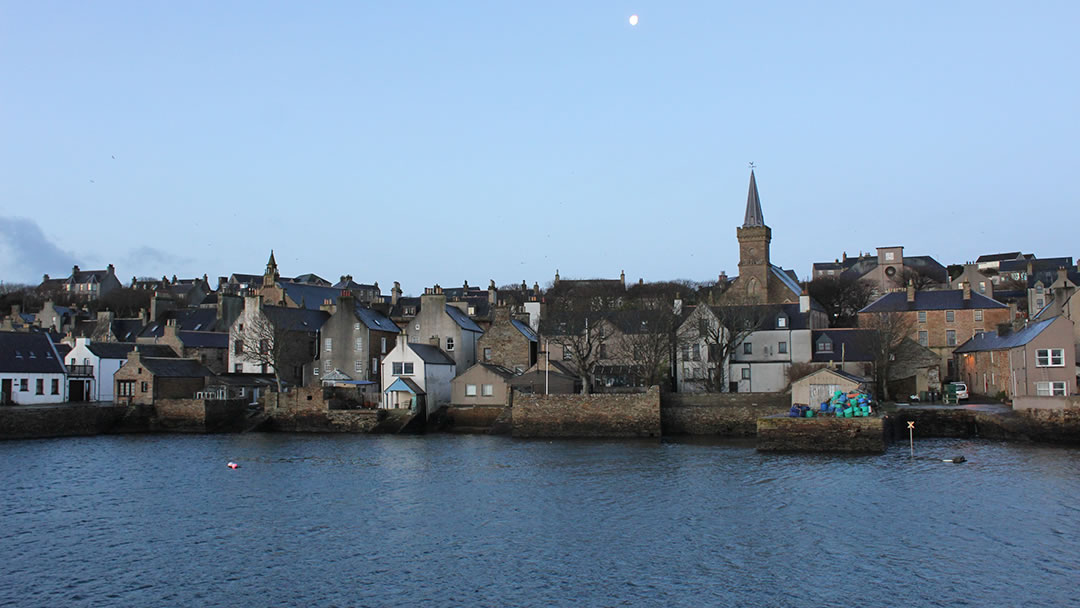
2;1;1077;293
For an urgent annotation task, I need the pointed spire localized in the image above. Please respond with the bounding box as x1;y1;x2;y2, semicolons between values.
743;170;765;228
267;249;277;269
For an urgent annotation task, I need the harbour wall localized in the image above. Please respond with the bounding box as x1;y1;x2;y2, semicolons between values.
511;387;661;438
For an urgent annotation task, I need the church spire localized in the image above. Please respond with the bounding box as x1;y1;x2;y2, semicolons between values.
264;250;279;282
743;170;765;228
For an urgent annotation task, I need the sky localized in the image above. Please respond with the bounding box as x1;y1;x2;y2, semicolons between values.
2;1;1078;294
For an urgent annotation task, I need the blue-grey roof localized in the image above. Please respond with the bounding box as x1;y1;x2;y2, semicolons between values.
770;265;802;297
280;282;343;310
407;343;456;365
140;357;212;378
976;252;1024;263
860;290;1007;313
177;331;229;348
87;342;176;359
385;376;425;395
953;317;1057;353
811;329;875;362
511;319;538;342
0;331;65;374
355;305;399;333
140;308;220;337
445;305;484;333
262;306;330;332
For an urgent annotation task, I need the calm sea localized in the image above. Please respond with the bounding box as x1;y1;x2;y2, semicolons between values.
1;434;1078;608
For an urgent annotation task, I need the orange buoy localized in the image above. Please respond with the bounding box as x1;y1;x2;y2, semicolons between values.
227;462;240;469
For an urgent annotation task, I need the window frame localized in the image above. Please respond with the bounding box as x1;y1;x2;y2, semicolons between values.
465;384;477;396
1035;348;1065;367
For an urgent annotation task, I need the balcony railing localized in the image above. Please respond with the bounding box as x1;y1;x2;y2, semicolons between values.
67;365;94;377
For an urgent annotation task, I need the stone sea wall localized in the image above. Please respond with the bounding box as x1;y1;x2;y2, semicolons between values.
757;415;888;453
512;387;661;438
660;392;790;436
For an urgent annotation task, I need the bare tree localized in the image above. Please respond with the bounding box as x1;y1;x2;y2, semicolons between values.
611;308;678;389
237;310;313;392
858;311;916;401
679;300;778;392
897;268;940;291
806;275;876;327
540;291;612;394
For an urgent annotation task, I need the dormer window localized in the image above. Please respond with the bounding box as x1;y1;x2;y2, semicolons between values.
14;350;21;359
816;336;833;353
776;313;788;328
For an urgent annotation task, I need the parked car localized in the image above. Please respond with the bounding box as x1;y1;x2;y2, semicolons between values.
949;382;969;401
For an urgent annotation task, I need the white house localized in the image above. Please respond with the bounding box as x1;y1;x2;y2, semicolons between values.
1;331;68;405
380;341;456;415
64;338;176;402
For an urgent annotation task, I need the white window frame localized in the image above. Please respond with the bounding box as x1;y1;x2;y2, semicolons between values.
1036;381;1067;396
918;330;928;346
1036;348;1065;367
974;310;983;322
324;338;332;352
355;360;363;373
918;311;927;323
482;384;494;396
355;337;363;351
945;310;955;323
446;337;455;351
946;330;956;346
466;384;477;396
778;341;787;354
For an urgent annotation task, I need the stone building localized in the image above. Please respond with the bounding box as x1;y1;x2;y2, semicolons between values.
311;291;399;388
726;170;804;305
953;315;1076;399
66;338;176;402
405;286;484;375
39;264;122;302
112;349;212;406
228;295;328;384
476;306;538;373
450;363;515;406
858;282;1012;379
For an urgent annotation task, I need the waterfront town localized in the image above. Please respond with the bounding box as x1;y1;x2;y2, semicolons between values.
1;171;1078;442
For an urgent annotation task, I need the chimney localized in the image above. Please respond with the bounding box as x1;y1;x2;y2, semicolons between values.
554;269;560;285
72;265;80;275
463;280;469;290
962;282;971;301
43;274;50;282
842;251;847;262
392;281;401;306
533;282;540;295
139;307;149;324
488;280;497;305
620;270;626;287
799;291;810;314
164;320;179;340
494;306;511;322
906;281;916;303
997;322;1013;337
1057;267;1068;285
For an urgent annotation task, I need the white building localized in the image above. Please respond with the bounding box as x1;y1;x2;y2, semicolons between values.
380;341;455;415
64;338;176;402
1;331;68;405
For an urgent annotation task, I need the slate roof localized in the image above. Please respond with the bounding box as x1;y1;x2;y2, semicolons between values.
953;317;1057;353
354;306;399;333
407;343;456;365
54;343;72;360
800;367;870;385
445;305;484;333
811;329;876;362
976;252;1025;263
477;363;517;379
998;257;1073;274
770;265;803;297
743;170;765;228
390;296;421;318
66;269;111;284
87;342;177;359
262;306;330;332
177;331;229;348
280;282;342;310
712;302;822;331
112;319;145;342
0;332;65;373
511;319;538;342
859;290;1008;313
140;308;220;337
139;357;212;378
289;273;330;286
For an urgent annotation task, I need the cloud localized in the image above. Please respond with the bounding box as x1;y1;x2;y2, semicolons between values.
122;246;195;280
0;217;79;285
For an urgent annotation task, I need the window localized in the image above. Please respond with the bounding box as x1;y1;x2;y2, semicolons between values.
117;381;135;397
141;381;149;392
918;331;928;346
1036;284;1044;294
404;362;414;375
371;358;378;374
563;347;572;361
946;310;955;323
234;364;243;373
355;360;363;373
827;270;835;276
324;338;332;352
776;315;787;328
466;384;477;396
381;337;387;354
918;311;927;323
355;338;363;351
978;281;986;294
1036;382;1067;396
946;330;956;346
446;337;454;351
20;379;28;391
313;366;319;376
1036;348;1065;367
692;344;700;361
323;360;332;372
234;339;243;355
482;384;494;396
51;379;59;395
778;342;787;354
974;310;983;322
741;368;751;380
1036;299;1044;309
681;344;690;361
816;339;832;354
484;347;492;361
468;306;476;316
743;343;752;355
884;252;895;261
36;379;44;395
354;322;361;331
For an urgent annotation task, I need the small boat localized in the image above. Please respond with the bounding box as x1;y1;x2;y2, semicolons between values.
941;456;966;464
227;461;240;469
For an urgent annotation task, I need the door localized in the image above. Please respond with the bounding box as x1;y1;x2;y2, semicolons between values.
809;384;840;408
1;378;11;404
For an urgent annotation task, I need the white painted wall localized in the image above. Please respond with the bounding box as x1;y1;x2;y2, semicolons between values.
1;372;67;404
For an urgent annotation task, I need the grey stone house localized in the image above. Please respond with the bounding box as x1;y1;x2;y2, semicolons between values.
405;286;484;375
312;291;400;389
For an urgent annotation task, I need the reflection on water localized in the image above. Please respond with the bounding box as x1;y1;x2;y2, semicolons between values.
2;434;1078;607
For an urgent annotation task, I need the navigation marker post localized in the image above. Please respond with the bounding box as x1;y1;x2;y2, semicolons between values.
907;421;915;458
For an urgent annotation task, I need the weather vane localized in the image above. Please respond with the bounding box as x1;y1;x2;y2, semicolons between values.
748;161;756;170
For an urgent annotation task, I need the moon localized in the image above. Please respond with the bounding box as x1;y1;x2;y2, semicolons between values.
629;14;639;26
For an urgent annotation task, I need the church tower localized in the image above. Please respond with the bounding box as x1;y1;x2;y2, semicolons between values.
263;250;280;285
736;170;771;302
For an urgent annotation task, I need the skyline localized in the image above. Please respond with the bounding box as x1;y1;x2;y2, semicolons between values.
2;2;1078;292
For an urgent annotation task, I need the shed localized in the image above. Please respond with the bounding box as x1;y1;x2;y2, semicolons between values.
791;367;870;408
